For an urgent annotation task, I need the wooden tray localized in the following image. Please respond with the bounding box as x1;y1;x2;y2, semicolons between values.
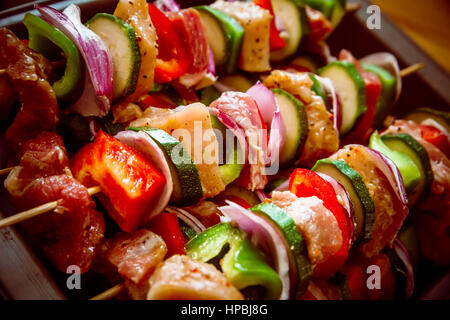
0;0;449;300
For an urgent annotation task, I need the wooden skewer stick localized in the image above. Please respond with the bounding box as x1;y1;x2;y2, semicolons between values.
0;167;13;176
0;186;101;229
90;283;124;301
399;63;425;78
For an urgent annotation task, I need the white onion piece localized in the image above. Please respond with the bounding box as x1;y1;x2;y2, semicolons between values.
316;172;356;245
360;52;402;102
393;238;415;298
246;81;278;126
153;0;180;12
219;201;291;300
165;206;206;234
267;111;286;165
115;130;173;222
314;75;342;132
37;4;113;117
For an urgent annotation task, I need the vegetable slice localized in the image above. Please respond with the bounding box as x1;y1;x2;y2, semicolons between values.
318;60;366;135
23;13;82;101
312;158;375;242
128;127;203;206
250;202;311;296
381;133;433;207
87;13;141;102
271;88;308;165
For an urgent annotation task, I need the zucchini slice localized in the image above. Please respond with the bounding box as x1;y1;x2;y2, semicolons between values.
381;133;434;207
319;61;366;135
250;202;312;296
404;107;450;135
271;88;308;165
270;0;309;61
312;158;375;242
129;127;203;206
87;13;141;102
369;131;421;192
195;6;244;73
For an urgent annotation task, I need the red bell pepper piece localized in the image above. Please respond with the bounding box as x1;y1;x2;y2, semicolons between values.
139;92;178;109
170;79;199;104
71;130;166;233
148;3;189;83
147;212;186;257
289;168;350;279
253;0;286;51
419;125;450;158
340;50;382;144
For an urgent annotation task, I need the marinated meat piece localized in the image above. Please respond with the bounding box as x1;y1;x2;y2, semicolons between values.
0;28;58;154
4;132;104;273
271;192;342;265
210;92;268;190
7;174;104;273
330;145;404;257
167;8;209;88
147;255;244;300
131;103;225;198
106;229;167;284
114;0;158;102
211;0;271;72
264;70;339;167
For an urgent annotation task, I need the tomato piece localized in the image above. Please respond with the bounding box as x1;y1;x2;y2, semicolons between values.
148;3;189;83
289;168;350;278
147;212;186;257
71;130;166;232
419;125;450;157
253;0;286;51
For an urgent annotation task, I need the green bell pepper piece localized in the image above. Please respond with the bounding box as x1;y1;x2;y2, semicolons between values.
23;13;82;101
186;223;282;300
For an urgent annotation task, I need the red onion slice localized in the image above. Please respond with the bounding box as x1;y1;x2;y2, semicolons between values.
246;81;278;126
360;52;402;102
219;201;292;300
316;172;356;246
255;190;268;202
208;107;248;161
207;47;216;76
393;238;415;298
314;75;342;132
115;130;173;222
37;4;113;117
165;206;206;234
153;0;180;12
364;146;409;207
267;111;286;165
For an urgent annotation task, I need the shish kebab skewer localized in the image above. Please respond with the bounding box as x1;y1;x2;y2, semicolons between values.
0;63;426;230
